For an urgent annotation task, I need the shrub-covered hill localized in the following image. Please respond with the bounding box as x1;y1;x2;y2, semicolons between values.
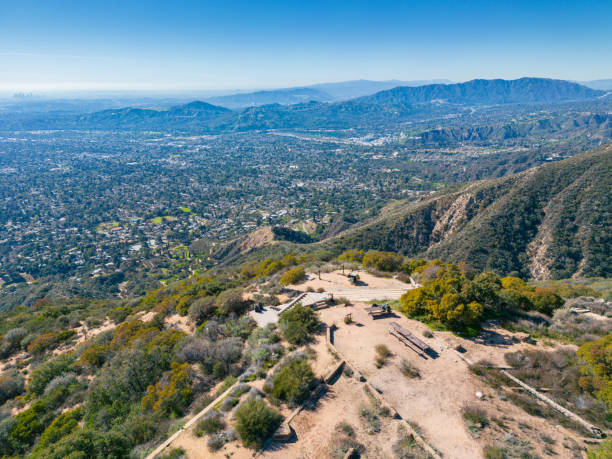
325;144;612;279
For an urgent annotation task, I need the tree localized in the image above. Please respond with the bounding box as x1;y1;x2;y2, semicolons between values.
429;293;483;329
526;288;564;316
463;272;501;308
234;399;283;449
278;305;320;345
402;258;427;274
399;288;429;317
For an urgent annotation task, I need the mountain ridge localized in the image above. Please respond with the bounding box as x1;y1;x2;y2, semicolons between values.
3;78;606;133
354;77;604;106
323;144;611;279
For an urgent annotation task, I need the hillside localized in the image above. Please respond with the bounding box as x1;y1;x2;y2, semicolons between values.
325;144;612;279
403;112;612;147
74;100;233;131
354;77;603;107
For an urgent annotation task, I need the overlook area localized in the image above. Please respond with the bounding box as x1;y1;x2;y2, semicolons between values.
1;2;612;456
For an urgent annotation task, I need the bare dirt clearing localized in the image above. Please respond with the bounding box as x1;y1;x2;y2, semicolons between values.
151;274;601;459
289;269;414;301
318;303;587;458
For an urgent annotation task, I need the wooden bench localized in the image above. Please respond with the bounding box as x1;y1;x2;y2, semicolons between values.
389;322;432;358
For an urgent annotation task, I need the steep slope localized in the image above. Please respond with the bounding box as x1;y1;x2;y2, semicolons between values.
407;113;612;146
327;144;612;279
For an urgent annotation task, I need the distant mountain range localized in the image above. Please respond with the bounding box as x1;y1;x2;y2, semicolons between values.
306;79;453;100
203;79;453;108
205;87;333;109
3;78;606;132
353;77;603;106
579;79;612;91
203;77;604;109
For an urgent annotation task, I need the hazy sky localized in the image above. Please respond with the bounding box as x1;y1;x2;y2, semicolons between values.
1;0;611;92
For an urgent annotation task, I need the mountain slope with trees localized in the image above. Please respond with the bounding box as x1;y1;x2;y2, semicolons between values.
326;144;612;279
354;77;604;106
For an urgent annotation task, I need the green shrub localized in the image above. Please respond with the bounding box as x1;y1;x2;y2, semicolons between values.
188;296;216;325
31;408;82;455
400;359;420;378
234;399;283;449
109;306;131;323
587;438;612;459
338;249;365;263
176;296;193;316
30;427;131;459
578;335;612;410
279;305;320;345
403;258;427;274
158;448;186;459
359;405;381;434
268;357;315;406
196;412;225;436
0;370;25;404
28;353;76;396
141;362;193;417
526;288;564;315
362;251;404;272
375;344;390;368
484;445;505;459
279;267;306;286
462;404;488;436
335;421;354;437
392;425;428;458
216;288;250;316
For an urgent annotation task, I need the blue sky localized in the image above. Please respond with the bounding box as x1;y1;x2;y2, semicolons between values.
1;0;611;92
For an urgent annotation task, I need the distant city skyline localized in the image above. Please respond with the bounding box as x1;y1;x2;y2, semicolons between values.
1;0;611;93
